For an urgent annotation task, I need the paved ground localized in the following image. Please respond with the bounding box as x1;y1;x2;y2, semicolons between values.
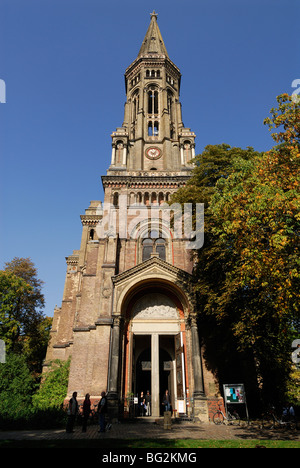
0;418;299;442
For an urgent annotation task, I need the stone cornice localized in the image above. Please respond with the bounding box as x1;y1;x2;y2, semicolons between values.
80;214;102;226
65;254;79;265
102;174;190;189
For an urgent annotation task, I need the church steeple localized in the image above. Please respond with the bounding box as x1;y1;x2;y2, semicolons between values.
108;12;196;174
138;11;169;58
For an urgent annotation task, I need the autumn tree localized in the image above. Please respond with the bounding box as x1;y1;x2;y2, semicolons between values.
172;94;300;407
0;270;33;353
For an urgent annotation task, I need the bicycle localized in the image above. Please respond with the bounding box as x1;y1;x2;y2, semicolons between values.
213;404;240;425
261;406;297;431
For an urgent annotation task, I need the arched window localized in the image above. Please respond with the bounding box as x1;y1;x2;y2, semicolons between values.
132;90;139;122
155;238;166;260
184;140;192;163
142;235;166;261
148;88;158;114
151;192;157;204
142;238;153;261
144;192;150;205
148;120;159;137
116;141;123;165
113;192;119;206
167;90;174;121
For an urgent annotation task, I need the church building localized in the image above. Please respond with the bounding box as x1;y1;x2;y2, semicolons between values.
44;12;219;421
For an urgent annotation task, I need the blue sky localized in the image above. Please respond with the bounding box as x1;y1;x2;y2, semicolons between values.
0;0;299;318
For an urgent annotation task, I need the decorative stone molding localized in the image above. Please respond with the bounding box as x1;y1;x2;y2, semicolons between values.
132;293;178;319
80;214;102;226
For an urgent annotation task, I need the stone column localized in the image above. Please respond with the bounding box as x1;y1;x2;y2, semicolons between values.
111;144;116;165
180;144;185;166
191;144;195;159
189;316;209;421
151;333;160;417
190;316;204;396
107;315;122;421
122;144;127;165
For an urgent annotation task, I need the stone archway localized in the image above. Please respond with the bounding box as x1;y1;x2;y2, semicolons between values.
107;258;208;421
123;291;186;417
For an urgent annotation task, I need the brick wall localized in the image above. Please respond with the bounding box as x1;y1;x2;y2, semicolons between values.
207;398;225;421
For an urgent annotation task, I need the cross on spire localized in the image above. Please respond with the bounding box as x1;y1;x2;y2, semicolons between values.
150;10;158;20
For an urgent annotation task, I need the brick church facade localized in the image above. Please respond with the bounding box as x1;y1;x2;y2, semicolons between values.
44;12;219;421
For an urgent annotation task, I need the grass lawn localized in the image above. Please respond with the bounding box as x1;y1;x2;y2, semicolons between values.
0;438;299;448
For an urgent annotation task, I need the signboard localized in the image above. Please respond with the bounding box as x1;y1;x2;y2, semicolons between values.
177;399;185;414
223;384;245;404
223;383;249;421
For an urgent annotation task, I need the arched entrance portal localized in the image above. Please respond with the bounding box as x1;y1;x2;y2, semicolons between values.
123;291;188;417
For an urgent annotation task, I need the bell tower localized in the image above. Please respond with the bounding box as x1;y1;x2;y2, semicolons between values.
45;11;213;424
108;11;196;175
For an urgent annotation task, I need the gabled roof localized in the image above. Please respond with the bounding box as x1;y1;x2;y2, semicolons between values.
137;11;169;58
111;257;194;313
112;256;192;285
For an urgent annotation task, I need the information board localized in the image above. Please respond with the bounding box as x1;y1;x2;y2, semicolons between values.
223;383;249;421
223;384;245;404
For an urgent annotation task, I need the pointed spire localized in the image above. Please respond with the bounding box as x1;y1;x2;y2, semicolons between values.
138;11;168;58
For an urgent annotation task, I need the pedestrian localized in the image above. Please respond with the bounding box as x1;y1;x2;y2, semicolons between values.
145;390;151;416
82;393;91;432
162;389;171;412
98;391;107;433
66;391;78;433
139;391;145;416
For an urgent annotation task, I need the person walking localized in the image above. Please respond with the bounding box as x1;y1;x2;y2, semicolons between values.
162;389;171;412
139;391;145;416
66;391;78;433
145;390;151;416
98;391;107;433
82;393;91;432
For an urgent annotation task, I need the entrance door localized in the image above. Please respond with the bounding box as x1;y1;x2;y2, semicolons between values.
135;347;151;398
133;335;151;398
130;332;186;417
159;347;173;415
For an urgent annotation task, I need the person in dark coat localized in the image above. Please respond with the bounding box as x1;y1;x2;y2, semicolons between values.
66;391;78;433
82;393;91;432
145;390;151;416
162;389;171;412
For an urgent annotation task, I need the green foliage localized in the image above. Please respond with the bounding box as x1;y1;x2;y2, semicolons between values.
0;271;33;353
286;366;300;405
32;359;70;410
0;258;52;374
0;257;66;429
0;353;36;419
0;354;69;429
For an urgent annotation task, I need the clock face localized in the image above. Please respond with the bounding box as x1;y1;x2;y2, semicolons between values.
146;147;161;160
